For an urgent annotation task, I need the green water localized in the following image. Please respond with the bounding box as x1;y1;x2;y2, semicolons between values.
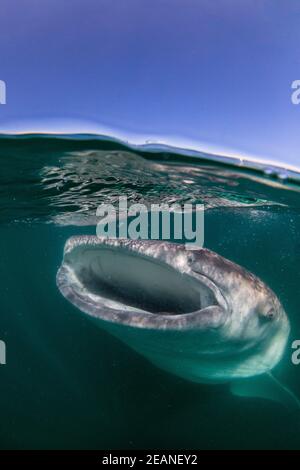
1;135;300;449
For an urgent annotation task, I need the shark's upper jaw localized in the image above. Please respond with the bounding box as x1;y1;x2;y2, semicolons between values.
61;239;219;315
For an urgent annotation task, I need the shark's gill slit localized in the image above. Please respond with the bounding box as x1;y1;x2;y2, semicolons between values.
71;246;217;314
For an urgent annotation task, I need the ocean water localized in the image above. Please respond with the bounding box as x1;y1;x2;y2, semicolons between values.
1;135;300;449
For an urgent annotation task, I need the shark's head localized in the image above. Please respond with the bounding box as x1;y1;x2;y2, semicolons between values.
57;237;290;383
190;249;290;377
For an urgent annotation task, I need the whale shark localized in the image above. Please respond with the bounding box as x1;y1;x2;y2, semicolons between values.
57;236;298;409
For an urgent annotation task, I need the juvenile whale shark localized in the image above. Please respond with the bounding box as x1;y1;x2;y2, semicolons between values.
57;237;298;409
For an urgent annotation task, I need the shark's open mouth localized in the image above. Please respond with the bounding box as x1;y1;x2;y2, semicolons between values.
64;243;218;315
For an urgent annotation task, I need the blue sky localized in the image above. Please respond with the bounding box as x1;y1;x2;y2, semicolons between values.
0;0;299;167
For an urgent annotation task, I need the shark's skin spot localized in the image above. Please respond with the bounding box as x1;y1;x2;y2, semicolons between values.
57;237;295;407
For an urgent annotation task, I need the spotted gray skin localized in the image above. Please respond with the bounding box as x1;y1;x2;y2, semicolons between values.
57;237;290;383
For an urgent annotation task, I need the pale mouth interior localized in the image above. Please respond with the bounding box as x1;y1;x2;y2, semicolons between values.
71;245;217;315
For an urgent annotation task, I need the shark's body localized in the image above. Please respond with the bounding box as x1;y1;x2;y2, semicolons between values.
57;237;296;407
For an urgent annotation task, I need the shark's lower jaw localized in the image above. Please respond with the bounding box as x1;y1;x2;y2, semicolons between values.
59;239;219;318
